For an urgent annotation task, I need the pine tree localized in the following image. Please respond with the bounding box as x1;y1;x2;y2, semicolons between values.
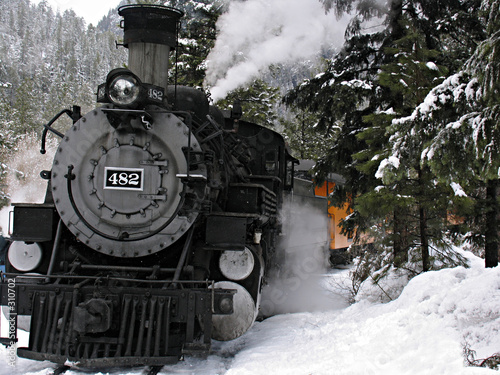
358;18;454;271
281;109;331;160
286;0;485;275
14;77;40;133
214;79;280;129
286;0;483;198
0;92;19;203
175;1;223;87
406;0;500;267
287;2;482;196
284;0;404;208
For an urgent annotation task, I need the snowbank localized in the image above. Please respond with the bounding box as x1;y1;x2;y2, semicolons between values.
1;248;499;374
220;248;499;374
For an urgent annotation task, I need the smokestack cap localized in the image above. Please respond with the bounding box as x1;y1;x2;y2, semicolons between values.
118;5;184;48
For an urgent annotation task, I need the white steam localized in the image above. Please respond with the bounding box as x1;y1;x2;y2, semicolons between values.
260;200;348;317
205;0;351;100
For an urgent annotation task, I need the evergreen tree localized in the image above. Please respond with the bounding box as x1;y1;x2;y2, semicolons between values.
14;77;40;133
356;18;454;271
284;0;403;211
174;0;223;87
214;79;280;129
285;0;485;272
0;89;20;203
402;0;499;267
281;109;332;160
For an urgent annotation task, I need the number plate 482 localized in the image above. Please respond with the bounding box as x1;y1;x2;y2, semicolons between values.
104;167;144;191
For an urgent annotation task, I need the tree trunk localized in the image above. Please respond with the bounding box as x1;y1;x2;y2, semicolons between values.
418;166;430;272
393;207;409;266
389;0;404;41
420;205;430;272
485;178;498;268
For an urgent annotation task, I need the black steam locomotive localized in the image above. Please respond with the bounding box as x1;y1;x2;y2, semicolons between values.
0;5;297;367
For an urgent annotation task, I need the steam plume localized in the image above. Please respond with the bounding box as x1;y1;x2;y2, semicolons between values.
205;0;351;100
260;201;348;316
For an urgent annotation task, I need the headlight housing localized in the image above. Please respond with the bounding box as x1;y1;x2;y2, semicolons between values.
97;68;165;108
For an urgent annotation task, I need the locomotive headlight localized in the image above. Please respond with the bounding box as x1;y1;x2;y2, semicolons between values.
8;241;43;272
108;75;141;106
97;68;165;108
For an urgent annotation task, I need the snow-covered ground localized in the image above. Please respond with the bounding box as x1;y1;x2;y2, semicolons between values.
1;247;499;375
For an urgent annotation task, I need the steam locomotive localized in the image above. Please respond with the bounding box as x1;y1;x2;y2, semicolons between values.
0;5;297;367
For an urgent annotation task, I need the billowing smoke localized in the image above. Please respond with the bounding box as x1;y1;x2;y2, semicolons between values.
204;0;351;100
260;200;347;317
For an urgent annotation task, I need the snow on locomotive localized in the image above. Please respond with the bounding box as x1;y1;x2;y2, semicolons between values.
0;5;297;367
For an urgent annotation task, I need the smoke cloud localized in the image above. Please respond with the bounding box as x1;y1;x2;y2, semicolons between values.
205;0;351;100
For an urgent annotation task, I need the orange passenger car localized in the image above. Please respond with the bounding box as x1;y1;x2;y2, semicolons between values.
293;160;353;266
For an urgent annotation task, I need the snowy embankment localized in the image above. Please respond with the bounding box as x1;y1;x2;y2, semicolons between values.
1;248;499;375
218;249;500;375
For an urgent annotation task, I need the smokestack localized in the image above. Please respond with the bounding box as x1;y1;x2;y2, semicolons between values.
118;5;183;91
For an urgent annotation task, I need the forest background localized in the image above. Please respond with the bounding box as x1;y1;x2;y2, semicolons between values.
0;0;499;289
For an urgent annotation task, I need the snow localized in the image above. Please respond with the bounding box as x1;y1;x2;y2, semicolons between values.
393;73;465;125
426;61;439;71
375;156;400;179
340;79;373;90
451;182;468;197
378;108;396;115
1;248;499;374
